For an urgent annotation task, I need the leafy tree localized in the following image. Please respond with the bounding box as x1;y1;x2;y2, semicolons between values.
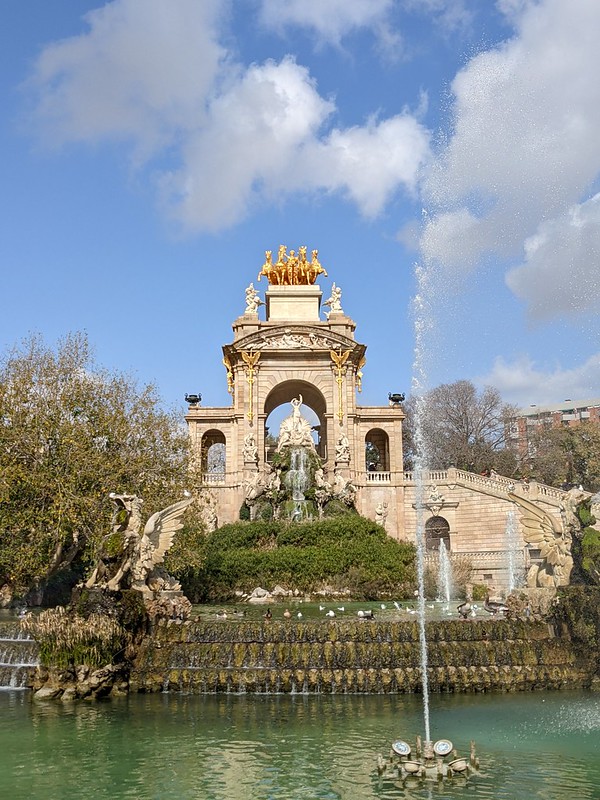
0;333;201;601
403;380;518;474
527;422;600;492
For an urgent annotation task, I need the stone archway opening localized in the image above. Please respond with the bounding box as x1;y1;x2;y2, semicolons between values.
201;429;226;474
264;380;328;462
365;428;390;472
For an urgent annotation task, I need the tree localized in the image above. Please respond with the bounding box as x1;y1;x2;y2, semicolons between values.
527;422;600;492
403;380;518;474
0;333;200;601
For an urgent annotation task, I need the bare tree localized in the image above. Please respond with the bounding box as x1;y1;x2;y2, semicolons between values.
403;380;518;474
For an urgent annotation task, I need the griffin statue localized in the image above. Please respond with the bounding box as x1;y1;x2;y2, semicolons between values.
85;492;193;595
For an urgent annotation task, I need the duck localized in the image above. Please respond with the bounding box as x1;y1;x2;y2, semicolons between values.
358;609;374;619
319;605;326;611
326;610;336;618
264;608;273;620
283;608;292;619
297;611;303;619
484;596;509;616
216;610;228;619
380;603;386;610
457;601;472;620
337;606;345;612
393;601;402;611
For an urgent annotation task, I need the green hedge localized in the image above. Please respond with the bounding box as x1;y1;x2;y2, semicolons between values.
178;516;416;602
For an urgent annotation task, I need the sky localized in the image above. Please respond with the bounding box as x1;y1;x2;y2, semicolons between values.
2;0;600;417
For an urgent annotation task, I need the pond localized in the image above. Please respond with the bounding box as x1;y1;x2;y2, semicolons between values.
1;688;599;799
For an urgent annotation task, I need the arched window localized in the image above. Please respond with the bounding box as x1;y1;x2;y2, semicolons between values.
201;430;226;474
425;516;450;552
365;428;390;471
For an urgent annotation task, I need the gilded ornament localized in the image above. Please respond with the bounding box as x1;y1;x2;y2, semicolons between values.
257;245;328;285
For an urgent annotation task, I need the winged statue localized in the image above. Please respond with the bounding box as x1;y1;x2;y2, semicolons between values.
85;493;193;593
507;492;573;587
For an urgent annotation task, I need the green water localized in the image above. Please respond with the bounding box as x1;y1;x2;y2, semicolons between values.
1;689;599;799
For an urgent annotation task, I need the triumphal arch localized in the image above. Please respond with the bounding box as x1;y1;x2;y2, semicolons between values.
185;245;404;531
186;245;587;591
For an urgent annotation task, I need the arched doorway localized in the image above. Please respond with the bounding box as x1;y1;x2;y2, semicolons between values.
425;516;450;552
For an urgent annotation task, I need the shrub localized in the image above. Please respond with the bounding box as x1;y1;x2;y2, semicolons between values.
21;606;126;669
178;516;416;602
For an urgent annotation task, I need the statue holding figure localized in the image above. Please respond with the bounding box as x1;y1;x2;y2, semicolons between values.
332;471;357;506
276;395;315;452
85;493;193;594
243;431;258;462
335;433;350;462
244;283;263;314
324;283;343;318
375;502;389;529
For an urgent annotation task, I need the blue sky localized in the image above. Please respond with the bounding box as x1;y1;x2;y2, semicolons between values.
2;0;599;415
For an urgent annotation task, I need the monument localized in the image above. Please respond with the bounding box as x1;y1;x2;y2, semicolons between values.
186;246;588;591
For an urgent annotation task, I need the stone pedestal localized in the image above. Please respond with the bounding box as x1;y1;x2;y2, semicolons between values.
266;284;322;322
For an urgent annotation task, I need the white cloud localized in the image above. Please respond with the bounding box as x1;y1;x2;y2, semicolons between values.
27;0;431;233
506;194;600;320
420;0;600;318
481;353;600;406
29;0;227;161
402;0;473;34
258;0;394;45
302;114;430;217
159;58;335;232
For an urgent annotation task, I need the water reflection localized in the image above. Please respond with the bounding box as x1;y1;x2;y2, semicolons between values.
0;690;599;800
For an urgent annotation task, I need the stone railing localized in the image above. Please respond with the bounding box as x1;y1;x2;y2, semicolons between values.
402;468;568;507
424;549;526;567
403;470;448;483
202;473;226;484
365;471;391;483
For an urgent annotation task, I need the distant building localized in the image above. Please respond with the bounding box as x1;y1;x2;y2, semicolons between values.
510;398;600;459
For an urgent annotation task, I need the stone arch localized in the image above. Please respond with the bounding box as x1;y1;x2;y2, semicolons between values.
201;429;226;474
365;428;390;471
264;379;328;460
425;515;450;552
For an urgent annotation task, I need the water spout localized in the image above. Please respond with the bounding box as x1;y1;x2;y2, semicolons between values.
437;540;454;603
504;508;523;594
411;262;434;744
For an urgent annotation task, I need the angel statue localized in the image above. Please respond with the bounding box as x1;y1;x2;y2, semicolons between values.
508;492;574;588
85;492;193;594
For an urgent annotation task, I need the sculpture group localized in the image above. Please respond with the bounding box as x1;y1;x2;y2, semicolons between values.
258;245;327;285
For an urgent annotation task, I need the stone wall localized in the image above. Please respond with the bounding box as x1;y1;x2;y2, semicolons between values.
130;617;591;695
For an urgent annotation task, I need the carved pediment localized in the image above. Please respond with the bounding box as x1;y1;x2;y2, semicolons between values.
230;326;363;359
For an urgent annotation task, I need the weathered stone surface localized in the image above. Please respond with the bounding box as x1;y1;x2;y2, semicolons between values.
130;617;591;695
34;686;62;700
